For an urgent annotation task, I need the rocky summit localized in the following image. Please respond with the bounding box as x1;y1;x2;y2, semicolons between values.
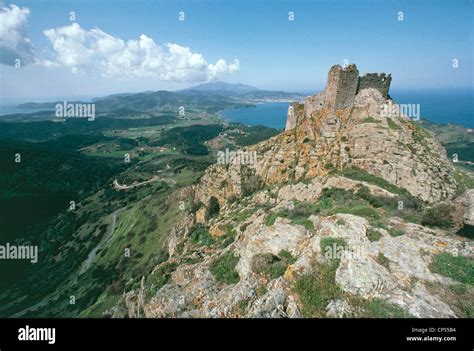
196;64;458;207
119;65;474;319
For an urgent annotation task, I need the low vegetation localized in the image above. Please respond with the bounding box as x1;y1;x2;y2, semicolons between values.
421;204;455;228
293;260;342;317
251;250;297;280
366;228;382;242
387;118;401;130
341;167;408;195
145;262;178;300
210;252;240;284
429;253;474;285
362;117;380;124
349;296;413;318
189;225;214;246
376;252;390;270
425;282;474;318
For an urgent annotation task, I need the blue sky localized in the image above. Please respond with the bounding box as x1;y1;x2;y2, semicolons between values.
0;0;472;100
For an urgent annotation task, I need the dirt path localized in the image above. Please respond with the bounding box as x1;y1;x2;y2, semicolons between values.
113;176;159;190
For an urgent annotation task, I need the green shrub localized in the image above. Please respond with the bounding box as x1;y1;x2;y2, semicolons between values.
292;218;315;230
376;252;390;270
342;167;406;195
251;250;297;280
352;297;412;318
289;200;320;218
355;186;397;208
251;253;286;279
320;237;347;253
146;262;178;300
210;252;240;284
333;205;380;219
320;187;355;203
429;253;474;285
425;281;474;318
372;222;405;237
363;117;380;124
366;228;382;242
189;225;214;246
319;196;332;209
386;227;405;237
217;223;237;247
265;212;279;226
421;204;454;228
387;118;401;130
278;249;297;264
320;237;347;261
293;260;342;317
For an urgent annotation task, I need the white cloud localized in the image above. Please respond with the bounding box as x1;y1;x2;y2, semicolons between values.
0;4;35;66
43;23;239;82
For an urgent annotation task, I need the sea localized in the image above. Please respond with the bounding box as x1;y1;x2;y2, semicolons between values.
220;89;474;130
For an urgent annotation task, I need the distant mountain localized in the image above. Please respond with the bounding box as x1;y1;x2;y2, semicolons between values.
15;82;305;120
92;91;154;102
181;81;305;101
14;90;247;120
181;81;259;94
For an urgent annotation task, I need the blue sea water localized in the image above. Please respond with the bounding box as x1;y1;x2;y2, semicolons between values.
220;89;474;130
0;104;51;116
221;102;290;129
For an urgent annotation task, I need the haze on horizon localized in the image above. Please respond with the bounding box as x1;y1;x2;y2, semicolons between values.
0;0;472;101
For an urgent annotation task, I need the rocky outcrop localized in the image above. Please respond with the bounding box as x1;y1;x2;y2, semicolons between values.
456;189;474;226
209;64;458;203
123;184;472;318
119;64;473;319
288;64;392;131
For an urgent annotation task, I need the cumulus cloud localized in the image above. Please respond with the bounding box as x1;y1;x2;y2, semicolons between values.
0;4;35;66
43;22;239;82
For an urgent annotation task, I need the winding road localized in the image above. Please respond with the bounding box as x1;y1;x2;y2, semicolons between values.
113;175;175;189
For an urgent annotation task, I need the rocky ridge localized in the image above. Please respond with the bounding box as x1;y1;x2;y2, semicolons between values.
118;64;473;318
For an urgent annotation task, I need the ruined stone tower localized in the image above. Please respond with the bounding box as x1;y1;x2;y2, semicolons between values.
324;64;360;110
285;64;392;131
358;72;392;99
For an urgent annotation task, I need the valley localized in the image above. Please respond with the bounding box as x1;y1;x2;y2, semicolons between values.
0;86;280;317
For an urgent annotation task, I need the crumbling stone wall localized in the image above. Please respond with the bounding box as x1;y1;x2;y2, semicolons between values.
304;92;324;118
324;64;359;110
285;63;392;131
358;73;392;98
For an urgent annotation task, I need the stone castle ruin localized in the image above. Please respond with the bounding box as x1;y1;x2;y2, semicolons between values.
285;64;392;131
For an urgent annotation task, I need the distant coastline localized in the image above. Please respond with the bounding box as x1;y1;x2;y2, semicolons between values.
220;89;474;130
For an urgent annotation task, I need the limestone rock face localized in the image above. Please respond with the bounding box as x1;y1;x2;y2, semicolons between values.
285;102;300;131
124;201;472;318
456;189;474;226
